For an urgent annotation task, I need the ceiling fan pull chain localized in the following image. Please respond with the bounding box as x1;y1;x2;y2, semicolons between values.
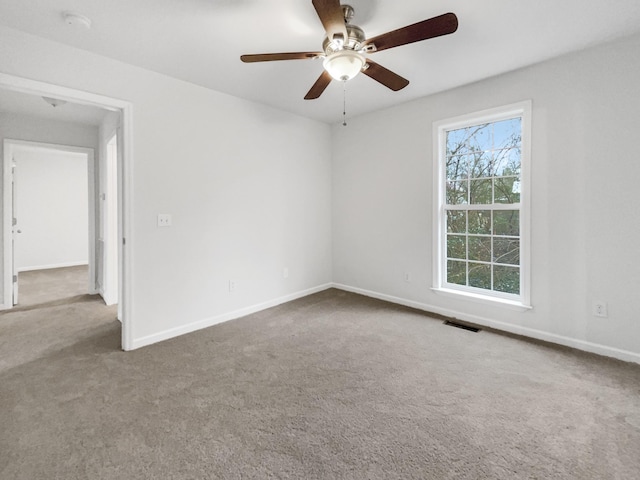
342;79;348;127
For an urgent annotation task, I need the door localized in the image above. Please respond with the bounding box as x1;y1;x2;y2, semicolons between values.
11;162;20;305
116;125;124;322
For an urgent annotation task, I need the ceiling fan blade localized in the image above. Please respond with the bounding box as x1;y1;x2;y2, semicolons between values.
304;71;332;100
364;12;458;52
241;52;323;63
312;0;348;43
362;60;409;91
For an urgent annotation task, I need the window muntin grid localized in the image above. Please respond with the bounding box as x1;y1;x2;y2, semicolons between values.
442;117;522;297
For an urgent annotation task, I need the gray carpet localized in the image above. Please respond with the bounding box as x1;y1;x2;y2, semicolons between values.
1;289;639;479
14;265;89;309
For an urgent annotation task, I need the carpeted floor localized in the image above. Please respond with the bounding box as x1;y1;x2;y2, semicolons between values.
1;288;639;479
14;265;89;309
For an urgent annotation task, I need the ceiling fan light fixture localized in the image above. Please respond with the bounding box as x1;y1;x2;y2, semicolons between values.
322;50;365;82
63;11;92;29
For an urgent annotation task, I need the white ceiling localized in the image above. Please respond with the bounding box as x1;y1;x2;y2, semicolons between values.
2;0;640;124
0;88;107;126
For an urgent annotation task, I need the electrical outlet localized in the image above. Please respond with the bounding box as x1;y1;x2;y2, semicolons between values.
593;301;608;318
283;267;289;279
157;214;172;227
404;272;411;282
228;280;237;293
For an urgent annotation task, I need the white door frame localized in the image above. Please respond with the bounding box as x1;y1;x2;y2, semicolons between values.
4;140;96;298
0;72;134;351
102;132;119;308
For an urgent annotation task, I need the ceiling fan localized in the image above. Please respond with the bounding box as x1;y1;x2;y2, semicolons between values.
240;0;458;100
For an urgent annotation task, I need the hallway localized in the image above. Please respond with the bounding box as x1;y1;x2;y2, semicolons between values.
15;265;90;309
0;265;119;371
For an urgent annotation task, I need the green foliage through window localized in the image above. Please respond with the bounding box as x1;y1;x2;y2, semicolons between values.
443;116;522;296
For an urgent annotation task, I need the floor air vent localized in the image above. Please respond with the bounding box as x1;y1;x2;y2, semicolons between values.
444;320;480;332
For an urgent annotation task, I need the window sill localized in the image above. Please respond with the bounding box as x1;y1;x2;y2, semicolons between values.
431;287;532;311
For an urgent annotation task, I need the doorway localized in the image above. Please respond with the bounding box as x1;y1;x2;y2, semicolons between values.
5;141;95;307
0;72;133;350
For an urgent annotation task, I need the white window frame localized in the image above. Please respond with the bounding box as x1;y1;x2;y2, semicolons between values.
432;101;532;309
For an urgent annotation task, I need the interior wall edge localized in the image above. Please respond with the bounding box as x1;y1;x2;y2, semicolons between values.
332;283;640;365
128;283;333;351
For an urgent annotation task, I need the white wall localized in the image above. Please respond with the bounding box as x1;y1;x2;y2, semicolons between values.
332;33;640;362
0;26;332;346
13;148;89;271
0;112;99;301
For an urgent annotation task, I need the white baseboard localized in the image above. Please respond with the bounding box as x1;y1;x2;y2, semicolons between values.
18;261;88;272
332;283;640;365
130;283;333;350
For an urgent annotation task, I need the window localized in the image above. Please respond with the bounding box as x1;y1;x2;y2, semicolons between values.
433;102;531;307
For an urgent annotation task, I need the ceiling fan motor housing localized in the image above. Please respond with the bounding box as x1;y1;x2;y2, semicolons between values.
322;4;366;55
323;23;366;54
